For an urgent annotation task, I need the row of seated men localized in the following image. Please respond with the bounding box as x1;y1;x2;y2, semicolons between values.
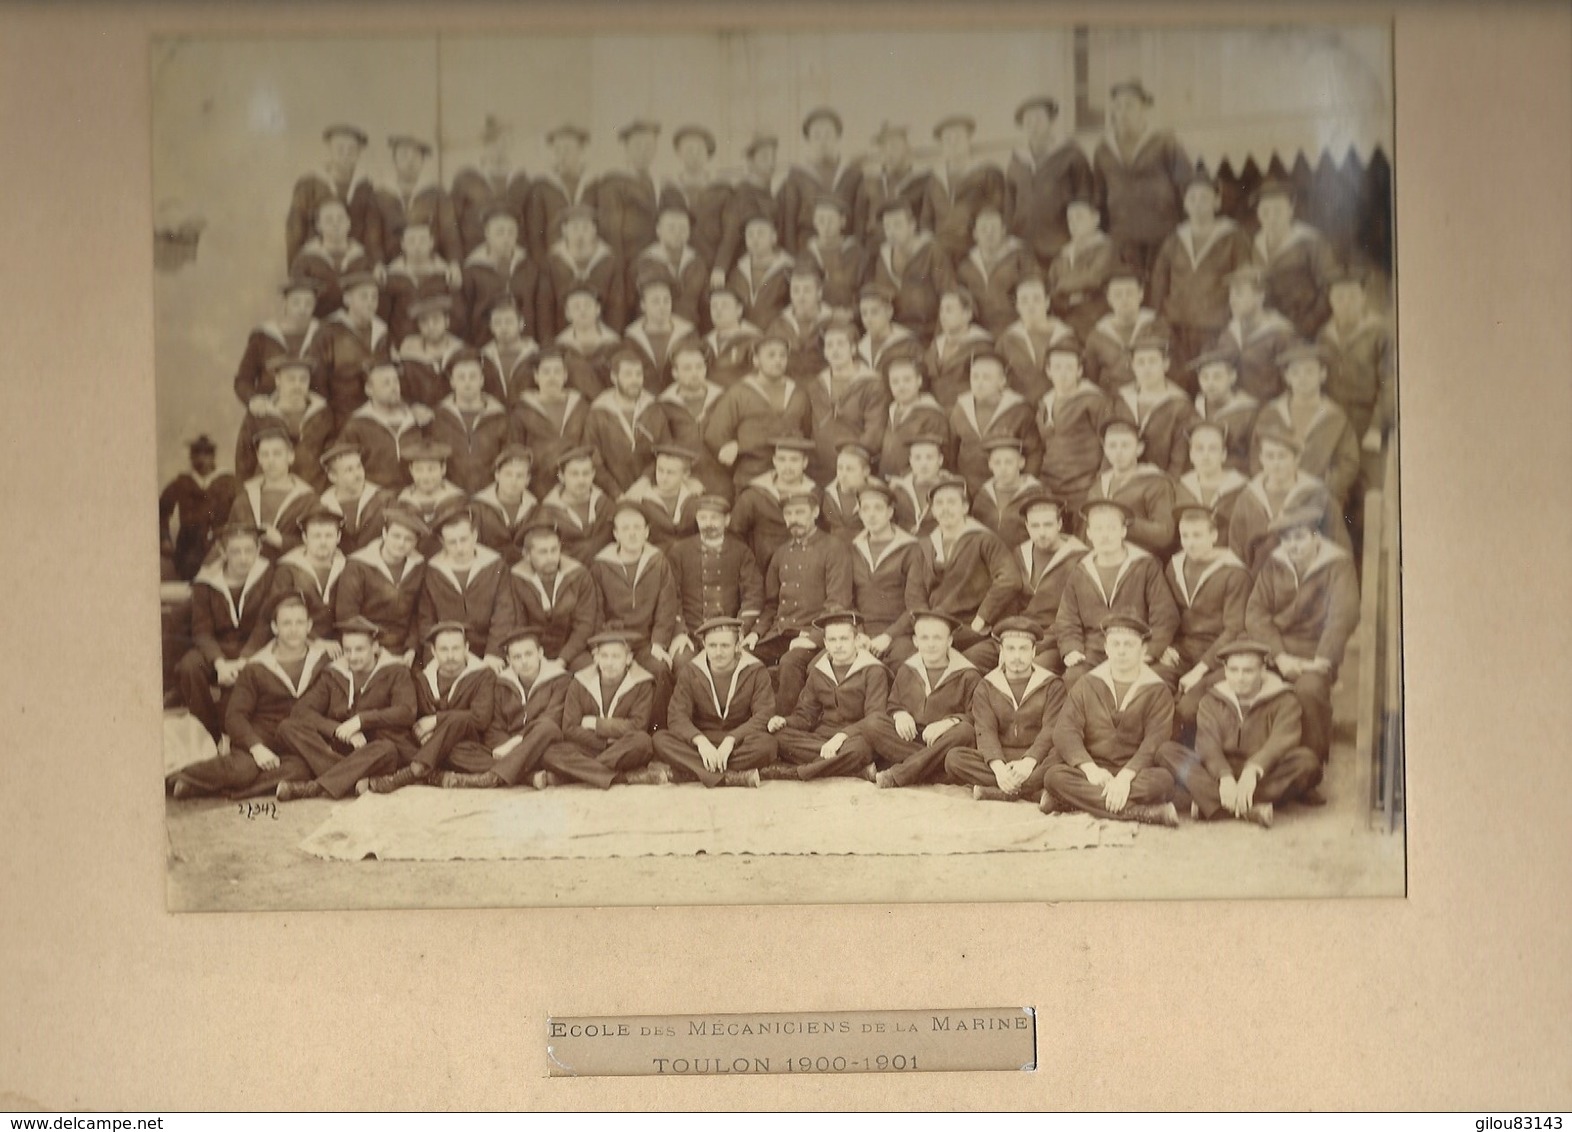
167;456;1356;829
193;303;1376;586
284;84;1343;366
254;173;1388;470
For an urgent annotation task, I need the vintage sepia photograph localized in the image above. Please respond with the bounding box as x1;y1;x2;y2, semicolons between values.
154;22;1404;911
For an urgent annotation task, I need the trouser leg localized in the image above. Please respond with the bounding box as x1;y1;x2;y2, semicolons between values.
413;713;478;774
597;732;655;775
882;635;917;667
1175;670;1225;744
634;648;673;730
174;751;262;797
229;753;314;800
541;741;618;790
1253;746;1324;807
960;639;999;672
1046;762;1175;820
889;722;976;787
276;718;400;799
654;730;721;787
1159;739;1223;819
775;647;815;717
1062;662;1093;693
1292;671;1335;762
175;649;222;740
775;726;872;779
943;746;997;788
447;726;555;785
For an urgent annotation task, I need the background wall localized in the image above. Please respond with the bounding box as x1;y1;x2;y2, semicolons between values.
153;25;1391;485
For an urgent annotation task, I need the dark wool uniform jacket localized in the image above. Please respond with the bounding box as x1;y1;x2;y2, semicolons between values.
1053;661;1175;773
1082;310;1170;395
779;161;862;256
997;319;1076;405
1149;220;1253;335
1194;673;1304;779
457;246;545;347
856;164;929;245
1174;469;1251;547
660;178;731;268
319;485;391;556
755;527;855;642
881;395;951;479
1252;223;1339;340
393;333;466;410
1186;391;1260;475
847;526;929;640
1092;130;1192;249
666;534;765;636
589;544;681;650
971;665;1066;764
921;160;1007;261
1005;142;1095;264
470;484;539;566
1111;382;1200;479
1166;550;1251;671
376;180;463;264
1227;471;1343;575
1054;545;1180;660
483;661;572;749
1245;540;1360;671
553;323;624;400
806;365;888;484
318;312;392;425
888;650;981;727
450;166;531;257
715;176;779;277
561;664;655;748
583;390;673;497
704;376;813;481
537;485;615;565
524;169;596;264
415;654;496;737
510;391;589;498
426;395;512;494
1085;464;1179;556
235;394;334;493
1249;396;1361;505
950;391;1042;492
957;243;1036;342
594;169;660;299
767;307;834;381
1212;311;1297;404
703;324;764;389
784;651;889;734
491;555;601;668
290;652;419;746
971;475;1047;550
270;548;348;641
229;476;318;561
667;653;774;743
337;403;430;491
291;239;377;320
622;317;701;394
631;242;711;328
542;243;627;338
1037;380;1112;505
226;642;334;752
415;545;509;659
161;471;239;582
866;234;955;341
382;261;458;346
189;559;276;663
334;541;426;656
656;384;732;498
286;169;383;269
480;337;541;403
1047;236;1117;329
725;471;813;568
1012;536;1090;632
924;325;997;406
1317;314;1394;440
620;476;704;551
804;236;866;312
232;319;327;406
726;254;794;332
921;519;1024;628
819;482;864;541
